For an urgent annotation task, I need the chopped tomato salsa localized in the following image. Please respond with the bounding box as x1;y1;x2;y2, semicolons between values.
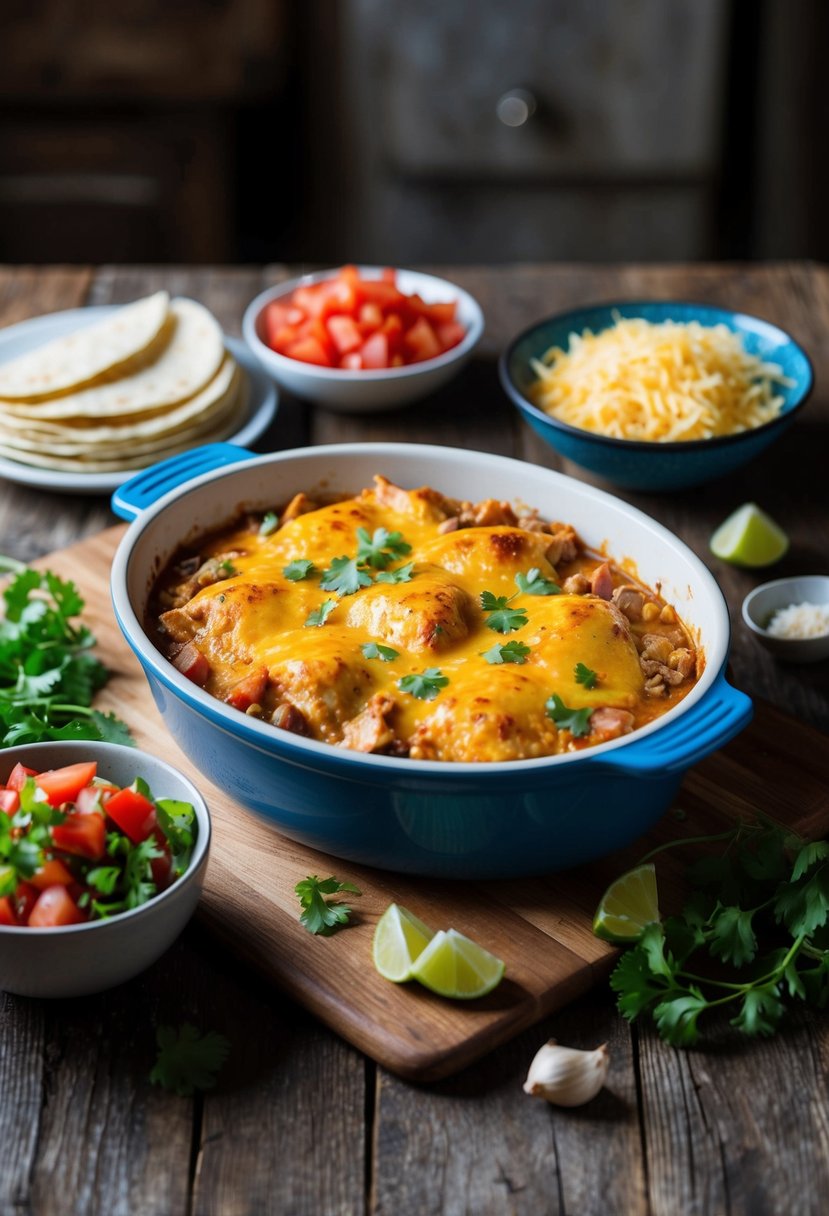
262;265;467;370
0;760;197;928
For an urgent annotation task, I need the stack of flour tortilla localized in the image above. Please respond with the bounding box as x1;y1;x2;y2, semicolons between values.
0;291;248;472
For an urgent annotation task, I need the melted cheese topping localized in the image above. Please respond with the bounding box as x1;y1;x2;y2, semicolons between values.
529;315;792;442
153;483;698;761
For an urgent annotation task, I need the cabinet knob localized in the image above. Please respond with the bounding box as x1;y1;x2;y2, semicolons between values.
496;88;538;128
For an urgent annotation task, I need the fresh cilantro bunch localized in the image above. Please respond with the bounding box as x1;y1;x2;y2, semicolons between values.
610;819;829;1046
0;557;133;748
150;1023;230;1096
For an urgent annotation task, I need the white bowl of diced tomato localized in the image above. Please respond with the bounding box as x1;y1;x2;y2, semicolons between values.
0;741;210;998
242;265;484;412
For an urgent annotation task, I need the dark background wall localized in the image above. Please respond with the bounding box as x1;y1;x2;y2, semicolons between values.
0;0;825;265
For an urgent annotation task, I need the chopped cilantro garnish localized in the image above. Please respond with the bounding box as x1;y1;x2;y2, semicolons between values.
545;693;593;737
574;662;598;689
295;874;361;935
361;642;400;662
375;562;415;585
150;1023;231;1096
304;600;337;628
480;591;528;634
398;668;449;701
514;568;560;596
283;559;316;582
259;511;279;537
320;556;373;596
356;527;412;570
482;640;531;665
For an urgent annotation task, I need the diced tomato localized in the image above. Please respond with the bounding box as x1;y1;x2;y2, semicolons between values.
436;320;467;351
6;763;36;792
14;881;39;924
0;788;20;814
380;313;404;354
0;896;16;926
105;786;157;844
425;300;457;326
358;302;383;330
35;761;98;807
285;336;333;367
326;314;363;356
270;323;301;353
404;316;442;363
51;812;106;861
225;666;269;713
261;267;467;370
360;332;389;369
30;858;75;890
74;783;116;815
28;885;85;928
150;829;174;892
173;642;210;686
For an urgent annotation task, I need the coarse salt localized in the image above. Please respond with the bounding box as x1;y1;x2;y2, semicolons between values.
766;601;829;640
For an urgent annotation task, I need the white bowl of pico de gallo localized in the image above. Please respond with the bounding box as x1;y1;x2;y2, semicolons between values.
0;740;210;998
242;265;484;412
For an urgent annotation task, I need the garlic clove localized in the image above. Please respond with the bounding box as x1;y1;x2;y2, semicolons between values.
522;1037;609;1107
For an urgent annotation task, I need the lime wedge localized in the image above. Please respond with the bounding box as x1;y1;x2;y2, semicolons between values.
409;927;505;999
709;503;789;567
372;903;435;982
593;863;660;943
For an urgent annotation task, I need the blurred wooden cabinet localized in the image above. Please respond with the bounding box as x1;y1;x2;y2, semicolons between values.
0;0;288;263
313;0;730;262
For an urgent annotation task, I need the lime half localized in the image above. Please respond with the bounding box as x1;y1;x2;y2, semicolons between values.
372;903;435;982
709;503;789;568
409;928;505;999
593;863;660;943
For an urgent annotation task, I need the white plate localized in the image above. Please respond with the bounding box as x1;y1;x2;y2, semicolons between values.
0;305;278;495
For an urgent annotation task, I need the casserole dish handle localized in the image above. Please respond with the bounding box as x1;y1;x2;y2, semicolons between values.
599;672;752;777
111;443;253;521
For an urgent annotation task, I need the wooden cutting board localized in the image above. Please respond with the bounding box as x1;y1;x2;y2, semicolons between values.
31;527;829;1081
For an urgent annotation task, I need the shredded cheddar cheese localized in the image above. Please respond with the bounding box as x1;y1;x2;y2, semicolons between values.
529;315;792;442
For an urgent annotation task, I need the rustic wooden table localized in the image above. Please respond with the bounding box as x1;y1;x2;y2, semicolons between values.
1;263;827;1216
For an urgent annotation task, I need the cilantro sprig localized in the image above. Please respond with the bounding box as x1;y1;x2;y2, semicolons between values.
356;527;412;570
295;874;361;935
150;1023;231;1096
545;693;593;737
397;668;450;701
362;642;400;662
607;820;829;1046
514;568;560;597
480;591;528;634
320;556;374;596
574;662;598;689
304;600;337;628
283;559;315;582
482;640;531;665
0;558;133;749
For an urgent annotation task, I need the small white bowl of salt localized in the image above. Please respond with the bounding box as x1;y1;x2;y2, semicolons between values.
742;575;829;663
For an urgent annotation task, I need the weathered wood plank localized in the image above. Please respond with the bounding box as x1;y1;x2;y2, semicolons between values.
371;991;646;1216
639;1006;829;1216
0;995;45;1216
5;939;196;1216
184;926;368;1216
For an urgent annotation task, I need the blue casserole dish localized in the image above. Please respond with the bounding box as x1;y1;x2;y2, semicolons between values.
110;442;752;878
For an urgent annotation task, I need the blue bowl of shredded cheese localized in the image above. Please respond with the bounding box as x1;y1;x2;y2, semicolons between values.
499;301;813;491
